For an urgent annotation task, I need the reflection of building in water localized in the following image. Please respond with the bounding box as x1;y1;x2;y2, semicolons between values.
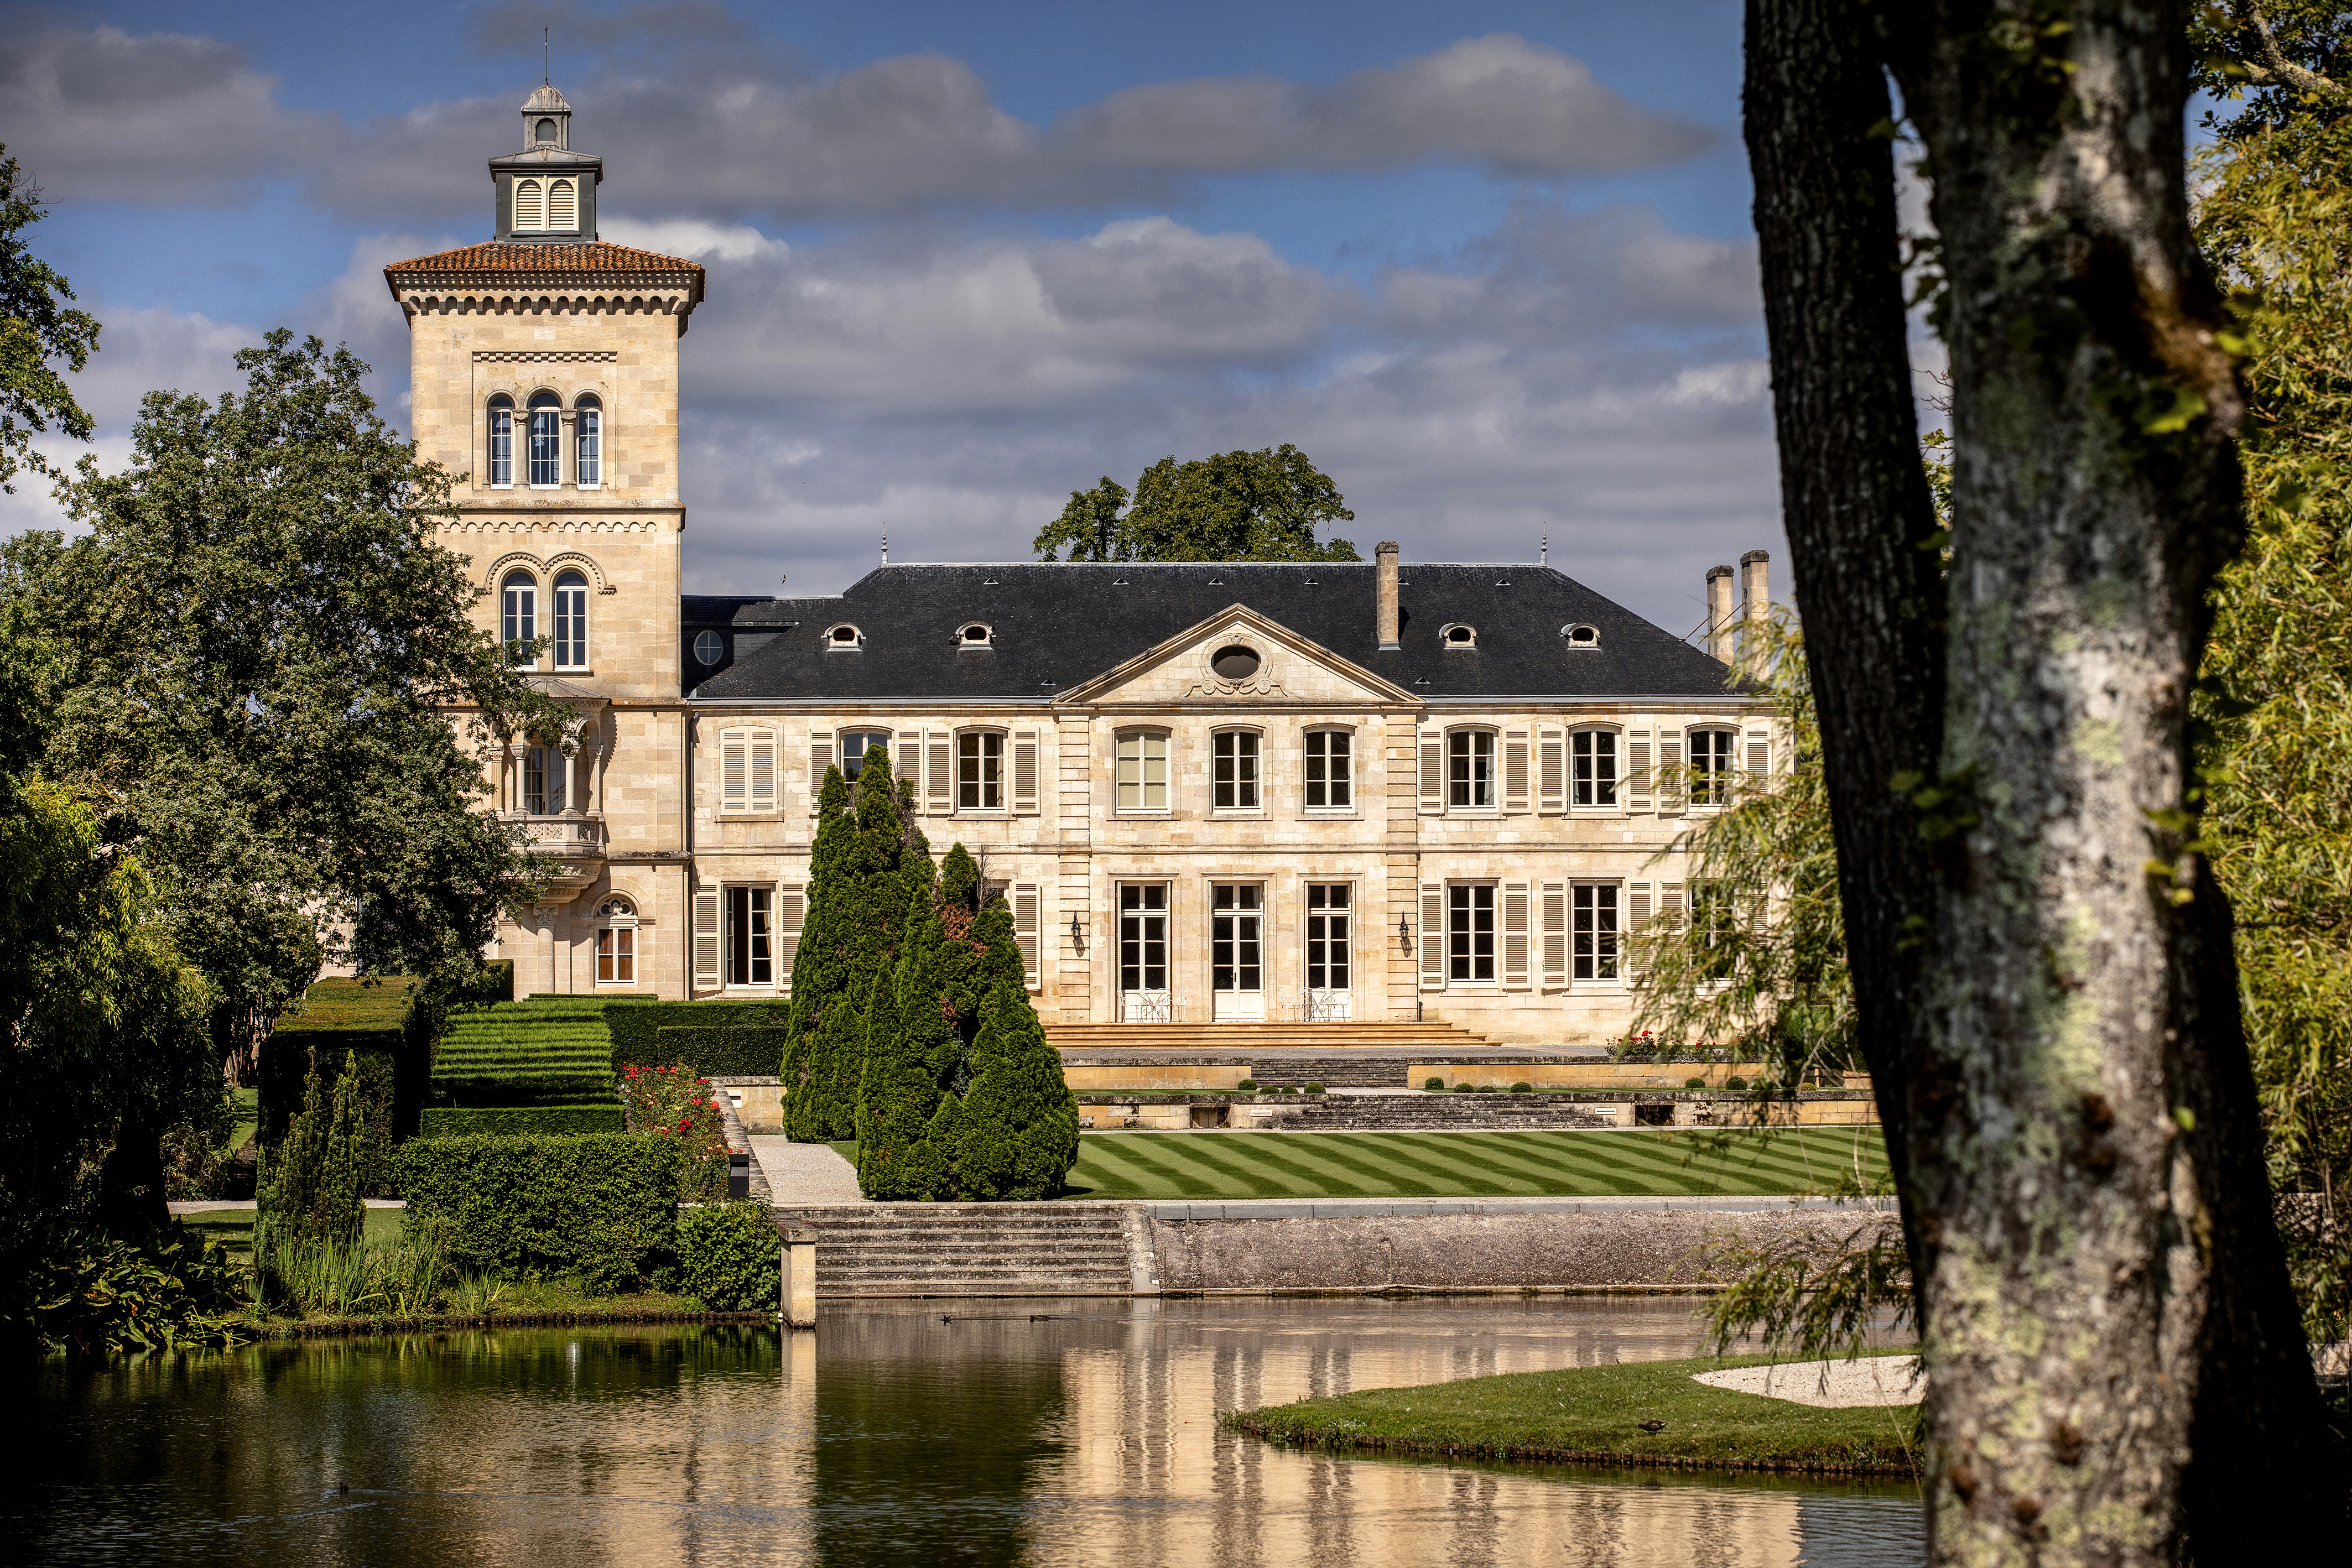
1032;1300;1807;1568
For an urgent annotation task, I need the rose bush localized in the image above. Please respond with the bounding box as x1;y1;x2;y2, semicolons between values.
620;1063;729;1201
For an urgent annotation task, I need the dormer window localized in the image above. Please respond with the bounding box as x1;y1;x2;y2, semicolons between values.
958;623;993;647
1563;623;1600;647
1443;624;1478;648
826;624;863;651
693;630;724;666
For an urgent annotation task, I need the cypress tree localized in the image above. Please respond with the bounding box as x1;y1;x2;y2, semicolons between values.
782;765;853;1141
258;1049;367;1253
802;748;923;1139
953;904;1080;1200
857;869;961;1199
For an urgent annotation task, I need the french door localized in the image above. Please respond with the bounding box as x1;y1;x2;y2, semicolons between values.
1118;884;1170;1022
1211;884;1264;1021
1304;884;1352;1020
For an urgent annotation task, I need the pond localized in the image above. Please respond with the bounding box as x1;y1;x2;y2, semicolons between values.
8;1297;1922;1566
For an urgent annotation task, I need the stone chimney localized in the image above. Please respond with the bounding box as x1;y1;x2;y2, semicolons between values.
1740;550;1771;679
1706;564;1736;664
1376;541;1401;650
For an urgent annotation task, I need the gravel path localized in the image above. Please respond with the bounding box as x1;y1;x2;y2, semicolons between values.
750;1137;869;1206
1693;1354;1922;1408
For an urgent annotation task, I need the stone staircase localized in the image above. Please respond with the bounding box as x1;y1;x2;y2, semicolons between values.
1260;1093;1615;1132
1047;1021;1495;1053
777;1202;1143;1298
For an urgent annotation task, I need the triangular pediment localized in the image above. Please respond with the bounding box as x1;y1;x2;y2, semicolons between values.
1054;602;1416;707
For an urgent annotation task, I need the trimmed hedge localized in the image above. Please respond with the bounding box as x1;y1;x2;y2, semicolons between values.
654;1026;790;1078
432;999;619;1108
590;1001;792;1071
392;1133;681;1291
678;1202;783;1312
418;1105;623;1138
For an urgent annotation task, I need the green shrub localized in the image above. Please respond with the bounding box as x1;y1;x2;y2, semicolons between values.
1304;1082;1325;1095
1724;1076;1749;1091
393;1134;682;1291
3;1222;247;1361
1452;1083;1475;1093
1237;1079;1258;1092
1510;1082;1533;1094
259;1051;366;1257
1686;1076;1709;1089
620;1064;729;1201
418;1105;623;1137
678;1202;783;1312
653;1025;790;1078
1424;1077;1446;1091
431;1001;619;1108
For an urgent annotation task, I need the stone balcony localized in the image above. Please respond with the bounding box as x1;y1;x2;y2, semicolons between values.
505;812;606;900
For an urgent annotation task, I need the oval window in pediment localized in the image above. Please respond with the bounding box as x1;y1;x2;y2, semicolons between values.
1211;644;1260;681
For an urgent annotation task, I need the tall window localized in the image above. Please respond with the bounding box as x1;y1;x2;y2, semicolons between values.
840;730;891;779
501;570;537;664
596;896;636;984
1572;730;1618;807
1119;885;1168;997
1690;728;1735;805
574;395;601;486
1448;884;1495;981
1213;731;1260;809
1573;884;1620;980
548;178;577;228
487;395;514;487
1116;731;1167;810
513;178;544;230
725;886;773;986
958;732;1003;809
1211;885;1262;992
523;745;565;815
1307;884;1350;991
527;392;561;486
1304;730;1351;809
552;570;589;669
1448;730;1495;808
1692;881;1736;980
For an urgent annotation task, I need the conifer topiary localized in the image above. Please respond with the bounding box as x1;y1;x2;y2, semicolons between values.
258;1050;366;1257
951;902;1079;1200
857;865;962;1199
782;764;853;1140
797;748;924;1139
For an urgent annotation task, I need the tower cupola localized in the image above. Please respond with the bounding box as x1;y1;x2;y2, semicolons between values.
490;83;602;243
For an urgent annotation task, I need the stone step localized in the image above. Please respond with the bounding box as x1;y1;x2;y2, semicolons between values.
780;1201;1138;1298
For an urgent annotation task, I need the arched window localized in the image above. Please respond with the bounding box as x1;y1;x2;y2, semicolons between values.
548;179;576;228
1448;728;1496;808
501;570;538;664
553;569;589;669
486;395;514;487
527;392;561;486
597;895;637;985
536;117;558;145
513;178;544;230
1442;623;1478;649
1689;728;1736;806
1114;730;1168;811
1570;727;1618;807
826;624;862;650
574;394;601;486
1213;729;1261;810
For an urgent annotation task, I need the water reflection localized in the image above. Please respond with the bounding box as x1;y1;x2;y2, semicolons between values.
9;1299;1920;1566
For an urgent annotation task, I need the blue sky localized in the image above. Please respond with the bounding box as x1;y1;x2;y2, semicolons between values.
4;0;1787;633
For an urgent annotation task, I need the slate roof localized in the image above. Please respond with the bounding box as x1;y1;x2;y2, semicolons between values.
383;242;704;278
683;562;1735;702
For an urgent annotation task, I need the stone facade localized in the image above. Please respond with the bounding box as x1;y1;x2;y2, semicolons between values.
388;87;1769;1045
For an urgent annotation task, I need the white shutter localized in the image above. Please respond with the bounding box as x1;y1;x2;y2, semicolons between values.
809;732;834;815
1537;728;1565;815
691;888;721;991
777;883;805;984
1628;732;1654;813
1540;880;1567;988
548;178;576;228
926;731;953;815
1419;881;1445;990
1658;731;1685;817
897;737;920;796
1502;880;1531;989
1418;732;1444;814
1662;883;1684;922
1504;731;1531;815
1627;881;1653;972
749;727;776;813
720;729;748;814
1747;734;1772;794
1013;882;1040;988
1012;730;1040;814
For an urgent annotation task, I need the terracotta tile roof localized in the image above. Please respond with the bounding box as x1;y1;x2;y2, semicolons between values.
383;241;704;278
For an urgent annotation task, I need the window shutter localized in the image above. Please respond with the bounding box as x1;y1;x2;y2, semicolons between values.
720;730;748;814
897;737;920;795
548;178;576;228
1013;882;1040;988
808;732;833;815
1540;881;1567;988
1628;732;1654;813
1419;881;1445;990
1658;731;1685;816
1662;883;1684;920
777;883;805;984
1501;880;1531;989
1627;881;1653;972
1747;736;1771;792
691;889;721;991
1503;731;1531;814
1537;728;1565;815
1418;733;1443;814
926;731;953;815
1012;730;1040;815
749;727;776;813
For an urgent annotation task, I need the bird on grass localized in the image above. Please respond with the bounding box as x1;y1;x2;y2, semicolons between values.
1637;1420;1667;1434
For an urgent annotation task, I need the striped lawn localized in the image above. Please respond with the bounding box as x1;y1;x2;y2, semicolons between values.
1063;1127;1888;1201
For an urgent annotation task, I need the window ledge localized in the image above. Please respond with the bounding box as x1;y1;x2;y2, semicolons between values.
1211;809;1267;819
1115;810;1175;819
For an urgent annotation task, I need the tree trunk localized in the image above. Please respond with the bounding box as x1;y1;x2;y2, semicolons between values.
1746;0;2334;1557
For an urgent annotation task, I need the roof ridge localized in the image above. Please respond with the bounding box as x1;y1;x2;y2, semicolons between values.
384;239;704;275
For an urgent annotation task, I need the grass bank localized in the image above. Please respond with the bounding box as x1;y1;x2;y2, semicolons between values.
1066;1127;1888;1201
1230;1352;1921;1476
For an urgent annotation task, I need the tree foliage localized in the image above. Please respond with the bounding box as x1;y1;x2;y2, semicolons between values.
1034;444;1359;562
258;1050;367;1260
0;145;99;493
2192;0;2352;138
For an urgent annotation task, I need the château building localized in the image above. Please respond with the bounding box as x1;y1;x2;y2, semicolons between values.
384;86;1773;1045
